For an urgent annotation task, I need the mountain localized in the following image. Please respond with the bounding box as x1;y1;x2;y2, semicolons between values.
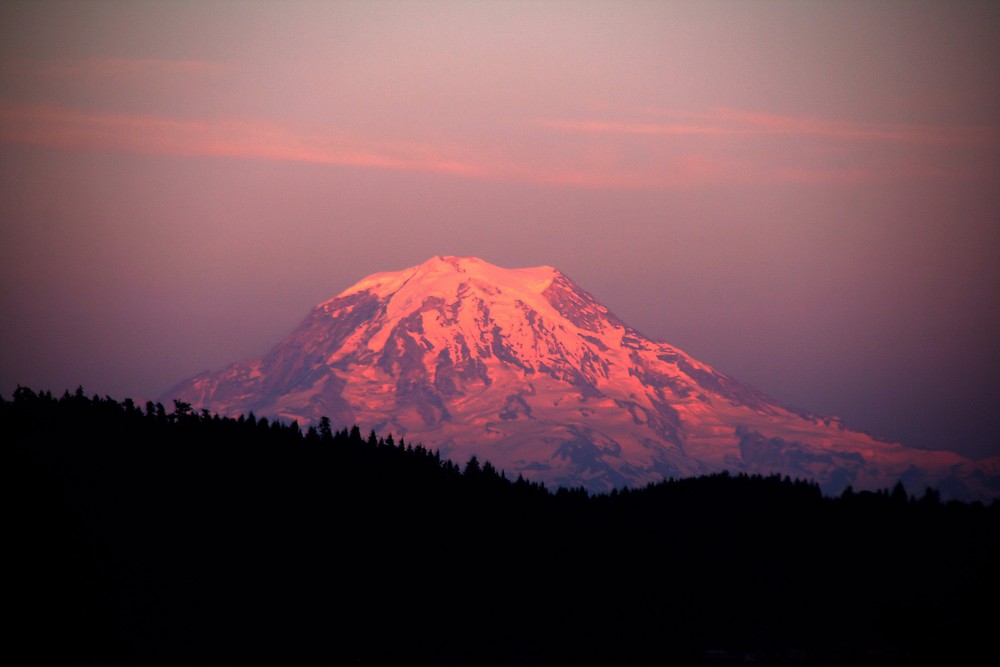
165;256;999;501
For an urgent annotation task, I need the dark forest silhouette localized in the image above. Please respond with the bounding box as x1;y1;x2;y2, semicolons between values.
6;387;999;666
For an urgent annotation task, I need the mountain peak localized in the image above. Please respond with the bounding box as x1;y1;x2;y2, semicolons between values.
332;255;559;304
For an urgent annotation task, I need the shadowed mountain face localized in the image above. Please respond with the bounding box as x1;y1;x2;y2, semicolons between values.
166;256;999;500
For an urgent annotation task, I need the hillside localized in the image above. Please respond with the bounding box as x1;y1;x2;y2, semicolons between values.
6;387;999;666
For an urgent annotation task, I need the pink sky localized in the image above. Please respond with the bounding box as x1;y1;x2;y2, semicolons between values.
2;1;999;458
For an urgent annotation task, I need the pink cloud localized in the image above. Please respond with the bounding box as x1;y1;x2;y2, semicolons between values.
1;100;993;190
532;107;998;187
709;108;999;146
0;102;716;188
541;108;999;147
0;103;484;176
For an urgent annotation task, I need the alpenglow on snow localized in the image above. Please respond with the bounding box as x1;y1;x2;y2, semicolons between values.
165;256;998;501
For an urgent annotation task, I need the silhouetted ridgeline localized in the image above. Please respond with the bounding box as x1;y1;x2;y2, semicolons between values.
6;387;999;666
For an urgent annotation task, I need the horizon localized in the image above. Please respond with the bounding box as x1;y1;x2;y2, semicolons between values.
2;1;998;460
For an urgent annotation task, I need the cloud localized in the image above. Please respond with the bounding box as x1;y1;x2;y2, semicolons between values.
710;108;999;147
0;103;484;176
540;108;999;147
1;98;994;190
0;101;721;188
535;107;998;186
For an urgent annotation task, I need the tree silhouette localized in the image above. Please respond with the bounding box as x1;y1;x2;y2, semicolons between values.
3;386;997;666
464;454;481;477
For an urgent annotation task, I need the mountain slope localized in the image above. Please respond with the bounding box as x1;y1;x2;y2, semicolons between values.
165;256;999;500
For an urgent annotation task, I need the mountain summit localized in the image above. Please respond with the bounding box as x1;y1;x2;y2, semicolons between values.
166;256;998;500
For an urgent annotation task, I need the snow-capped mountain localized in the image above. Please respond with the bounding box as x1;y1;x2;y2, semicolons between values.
165;256;999;500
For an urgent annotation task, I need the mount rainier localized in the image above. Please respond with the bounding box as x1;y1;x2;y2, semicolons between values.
165;256;999;501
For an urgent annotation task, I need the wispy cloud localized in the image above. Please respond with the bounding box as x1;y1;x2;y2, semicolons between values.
1;98;994;189
0;102;709;188
534;107;998;186
541;108;999;147
0;103;484;176
713;108;998;146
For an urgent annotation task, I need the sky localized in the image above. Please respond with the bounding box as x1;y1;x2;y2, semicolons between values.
2;0;998;459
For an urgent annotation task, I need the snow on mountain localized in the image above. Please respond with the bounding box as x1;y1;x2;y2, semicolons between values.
164;256;999;501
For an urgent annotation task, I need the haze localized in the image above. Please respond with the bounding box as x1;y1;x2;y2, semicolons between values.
2;1;998;459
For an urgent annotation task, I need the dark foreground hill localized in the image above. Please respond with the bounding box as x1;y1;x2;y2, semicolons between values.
6;387;999;666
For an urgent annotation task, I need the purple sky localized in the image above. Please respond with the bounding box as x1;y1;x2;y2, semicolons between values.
2;1;998;458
